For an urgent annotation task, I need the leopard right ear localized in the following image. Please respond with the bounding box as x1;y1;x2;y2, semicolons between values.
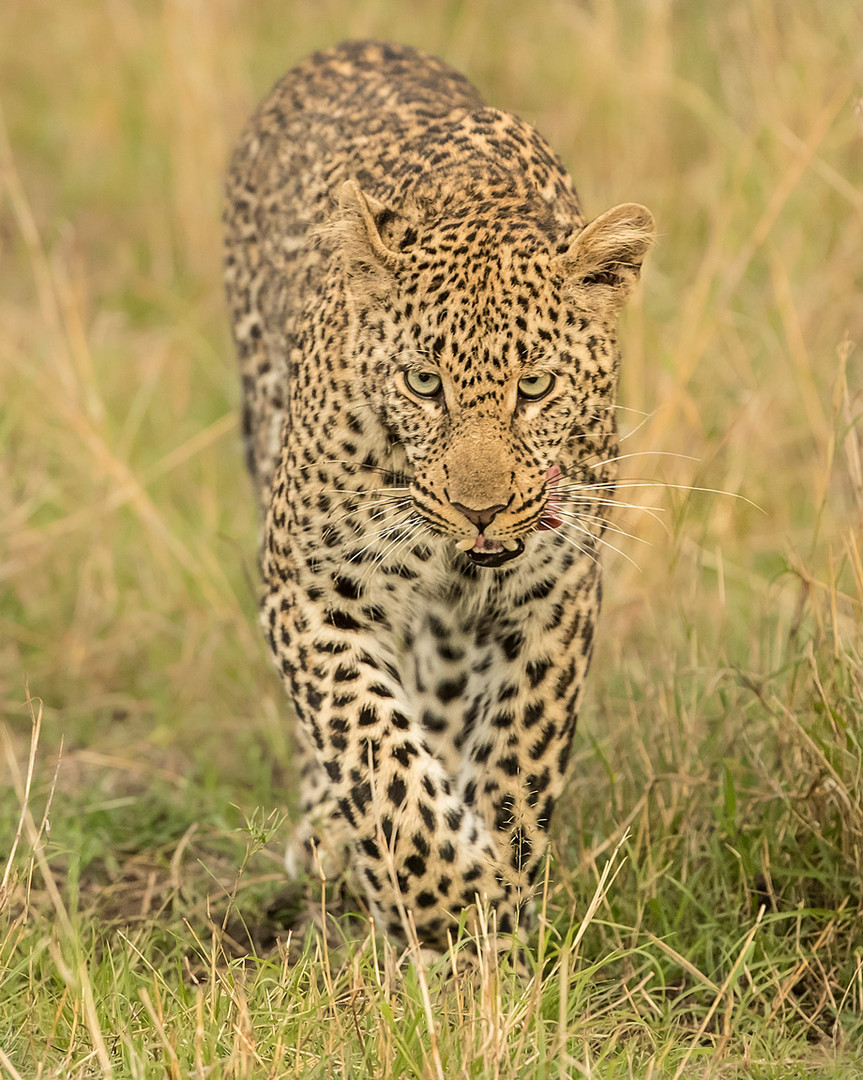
552;202;655;315
336;179;405;276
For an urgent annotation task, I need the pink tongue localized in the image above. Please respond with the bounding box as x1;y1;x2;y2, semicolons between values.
537;464;563;531
473;536;503;553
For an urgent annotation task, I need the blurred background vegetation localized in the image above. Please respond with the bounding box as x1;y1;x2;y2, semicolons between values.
1;0;862;1074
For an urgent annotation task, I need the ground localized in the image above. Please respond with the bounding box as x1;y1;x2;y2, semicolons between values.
1;1;862;1076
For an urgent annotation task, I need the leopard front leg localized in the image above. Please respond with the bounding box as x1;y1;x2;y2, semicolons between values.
450;558;603;934
264;579;522;949
283;720;353;885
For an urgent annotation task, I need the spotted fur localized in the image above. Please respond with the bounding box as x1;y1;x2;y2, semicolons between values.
223;40;653;951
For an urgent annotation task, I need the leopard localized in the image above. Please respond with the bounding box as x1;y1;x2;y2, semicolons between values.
223;39;654;956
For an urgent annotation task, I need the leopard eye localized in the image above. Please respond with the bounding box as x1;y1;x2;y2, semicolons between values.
517;372;555;401
405;370;443;398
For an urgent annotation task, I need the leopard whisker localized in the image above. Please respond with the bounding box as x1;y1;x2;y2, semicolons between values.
344;507;418;565
563;428;620;444
547;527;601;567
558;487;665;511
557;481;620;493
572;479;763;510
330;508;419;583
590;450;700;468
324;497;414;537
325;490;413;515
559;488;663;509
559;495;667;530
365;509;425;551
569;506;668;536
553;507;653;547
356;515;429;589
377;514;423;542
603;404;659;443
299;459;412;483
555;518;642;571
324;489;413;525
323;485;411;498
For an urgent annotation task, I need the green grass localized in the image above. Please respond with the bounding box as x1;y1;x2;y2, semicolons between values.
2;0;862;1075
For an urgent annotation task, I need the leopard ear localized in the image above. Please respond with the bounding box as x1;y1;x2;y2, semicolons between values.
553;203;655;313
337;179;404;275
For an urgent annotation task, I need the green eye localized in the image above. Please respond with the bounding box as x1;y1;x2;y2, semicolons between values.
405;370;443;398
517;372;555;400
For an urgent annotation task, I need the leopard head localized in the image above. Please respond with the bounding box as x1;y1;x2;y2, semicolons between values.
336;179;654;567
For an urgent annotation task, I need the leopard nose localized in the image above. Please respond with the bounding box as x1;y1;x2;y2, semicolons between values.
450;501;507;530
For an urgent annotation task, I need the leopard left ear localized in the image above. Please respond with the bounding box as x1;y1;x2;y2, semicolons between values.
337;179;405;275
553;202;655;312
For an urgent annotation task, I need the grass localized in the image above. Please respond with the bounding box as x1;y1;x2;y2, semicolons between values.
1;0;862;1075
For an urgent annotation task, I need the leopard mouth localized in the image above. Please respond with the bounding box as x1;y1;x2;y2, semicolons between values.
537;463;563;531
459;536;525;567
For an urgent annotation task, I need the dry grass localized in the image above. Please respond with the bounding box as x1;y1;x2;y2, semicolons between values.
2;0;862;1076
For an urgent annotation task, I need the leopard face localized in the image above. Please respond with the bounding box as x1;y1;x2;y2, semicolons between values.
340;181;653;567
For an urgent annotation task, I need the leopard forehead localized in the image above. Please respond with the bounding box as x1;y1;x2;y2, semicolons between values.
360;228;615;407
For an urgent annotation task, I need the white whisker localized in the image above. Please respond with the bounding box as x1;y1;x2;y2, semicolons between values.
356;515;429;590
553;507;653;547
561;490;664;511
297;458;411;482
555;519;642;571
322;484;410;497
547;528;601;567
575;480;764;510
559;494;667;530
590;450;700;468
323;496;414;538
345;507;417;566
